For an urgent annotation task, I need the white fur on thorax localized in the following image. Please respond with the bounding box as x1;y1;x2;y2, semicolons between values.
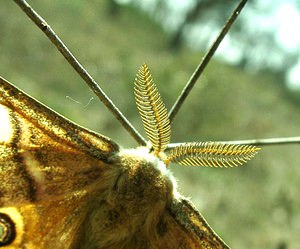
117;146;181;200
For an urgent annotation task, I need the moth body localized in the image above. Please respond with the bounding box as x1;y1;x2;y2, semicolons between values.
79;147;178;248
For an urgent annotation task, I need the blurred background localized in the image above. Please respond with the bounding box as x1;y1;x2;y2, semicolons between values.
1;0;299;248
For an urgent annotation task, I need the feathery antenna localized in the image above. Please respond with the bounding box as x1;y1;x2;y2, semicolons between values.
167;142;259;168
134;64;171;155
134;64;260;167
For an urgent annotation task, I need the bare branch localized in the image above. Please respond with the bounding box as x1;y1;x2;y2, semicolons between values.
13;0;147;146
167;136;300;150
168;0;248;123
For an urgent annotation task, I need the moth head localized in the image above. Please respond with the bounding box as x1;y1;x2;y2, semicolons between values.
114;147;176;202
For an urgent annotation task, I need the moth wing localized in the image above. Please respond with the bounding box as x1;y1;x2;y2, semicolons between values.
156;198;230;249
0;77;121;248
0;76;119;206
0;195;88;249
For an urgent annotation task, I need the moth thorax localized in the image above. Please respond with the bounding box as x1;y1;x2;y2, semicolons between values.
110;147;176;211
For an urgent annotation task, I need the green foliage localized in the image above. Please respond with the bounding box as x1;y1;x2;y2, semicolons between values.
1;1;299;248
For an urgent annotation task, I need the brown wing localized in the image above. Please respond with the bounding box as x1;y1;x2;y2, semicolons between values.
0;77;121;248
0;194;89;249
0;76;119;206
155;198;230;249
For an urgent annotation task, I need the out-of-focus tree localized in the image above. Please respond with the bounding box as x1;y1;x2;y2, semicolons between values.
167;0;237;50
107;0;120;15
120;0;300;92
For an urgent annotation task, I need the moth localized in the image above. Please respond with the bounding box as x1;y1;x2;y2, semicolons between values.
0;63;259;248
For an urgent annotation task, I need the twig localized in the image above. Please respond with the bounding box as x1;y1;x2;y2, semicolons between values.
167;136;300;150
168;0;248;123
13;0;147;146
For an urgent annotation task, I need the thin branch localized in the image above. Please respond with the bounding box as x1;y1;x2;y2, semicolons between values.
168;0;248;124
13;0;147;146
167;136;300;150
